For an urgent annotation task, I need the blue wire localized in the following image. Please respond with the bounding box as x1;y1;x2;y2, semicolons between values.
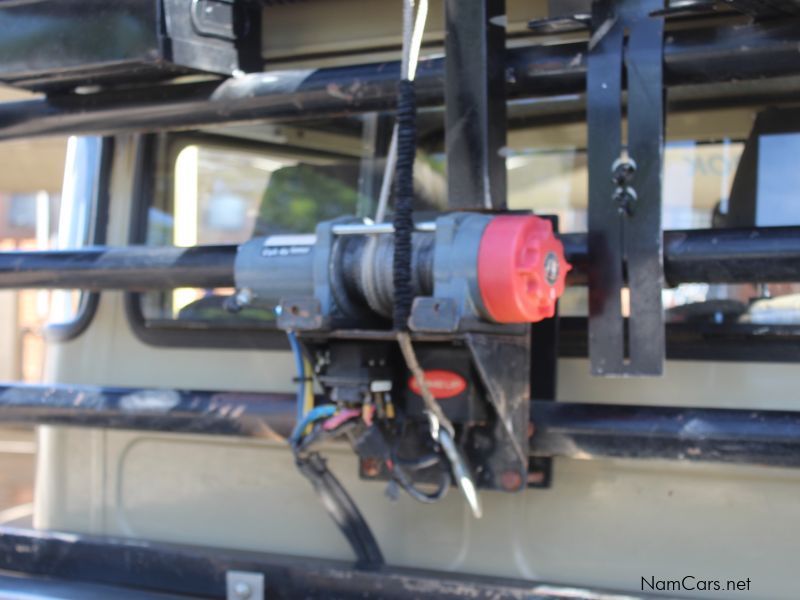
286;331;306;425
286;330;337;446
290;404;337;445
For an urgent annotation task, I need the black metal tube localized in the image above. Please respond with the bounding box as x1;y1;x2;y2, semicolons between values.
530;401;800;468
0;245;236;290
561;226;800;286
2;226;797;290
3;382;800;470
0;21;798;140
662;226;800;287
0;383;295;438
0;527;634;600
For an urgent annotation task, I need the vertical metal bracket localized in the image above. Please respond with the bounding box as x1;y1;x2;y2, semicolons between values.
587;0;665;376
466;333;530;492
445;0;507;210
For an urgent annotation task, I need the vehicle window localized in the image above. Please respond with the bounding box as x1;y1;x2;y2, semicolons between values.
0;119;75;528
756;133;800;226
139;138;363;328
0;134;95;381
505;138;800;326
136;119;800;340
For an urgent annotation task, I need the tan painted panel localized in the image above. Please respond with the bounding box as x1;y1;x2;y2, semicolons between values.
261;0;551;66
0;138;68;194
0;86;67;193
36;426;800;599
35;129;800;599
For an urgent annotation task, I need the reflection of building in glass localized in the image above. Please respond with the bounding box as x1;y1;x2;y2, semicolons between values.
0;86;68;383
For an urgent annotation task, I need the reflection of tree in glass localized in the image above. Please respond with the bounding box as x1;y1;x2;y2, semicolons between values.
255;164;359;235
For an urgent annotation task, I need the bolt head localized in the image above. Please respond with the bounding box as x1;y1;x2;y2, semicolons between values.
235;288;253;307
501;469;523;491
362;458;381;478
234;581;252;599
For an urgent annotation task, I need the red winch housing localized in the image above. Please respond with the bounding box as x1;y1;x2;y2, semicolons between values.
477;215;571;323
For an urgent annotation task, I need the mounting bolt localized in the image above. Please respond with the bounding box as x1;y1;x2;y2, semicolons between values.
613;186;638;216
611;157;637;186
233;582;252;599
501;469;523;491
362;458;381;478
226;571;263;600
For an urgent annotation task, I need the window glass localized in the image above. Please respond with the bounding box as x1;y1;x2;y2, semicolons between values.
756;133;800;226
141;120;800;333
506;137;800;325
0;90;72;524
0;133;82;382
141;140;363;326
507;140;742;232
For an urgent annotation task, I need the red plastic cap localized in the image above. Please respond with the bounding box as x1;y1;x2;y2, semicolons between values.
477;215;571;323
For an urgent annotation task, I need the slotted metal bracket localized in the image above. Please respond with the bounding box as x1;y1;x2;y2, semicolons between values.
587;0;665;376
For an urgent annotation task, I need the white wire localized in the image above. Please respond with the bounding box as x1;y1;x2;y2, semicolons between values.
374;0;428;223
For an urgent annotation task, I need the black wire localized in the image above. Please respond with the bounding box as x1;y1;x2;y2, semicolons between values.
295;420;358;453
388;431;450;503
391;459;450;504
294;450;384;568
392;78;417;330
394;452;441;471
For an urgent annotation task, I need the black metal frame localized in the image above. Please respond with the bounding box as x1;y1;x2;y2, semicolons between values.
0;20;799;141
2;3;800;595
2;381;800;470
0;526;638;599
444;0;507;210
5;225;800;361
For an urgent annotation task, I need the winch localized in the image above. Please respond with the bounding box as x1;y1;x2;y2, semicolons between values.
233;212;569;521
234;213;569;330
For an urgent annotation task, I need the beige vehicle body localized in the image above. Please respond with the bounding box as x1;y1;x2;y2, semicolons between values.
0;1;798;598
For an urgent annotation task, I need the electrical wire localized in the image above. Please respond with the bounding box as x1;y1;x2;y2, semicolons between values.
290;404;337;446
295;451;384;567
391;460;450;504
302;356;315;416
397;331;483;518
286;331;306;424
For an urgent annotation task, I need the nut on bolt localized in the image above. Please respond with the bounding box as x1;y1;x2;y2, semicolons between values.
611;157;637;185
613;186;638;215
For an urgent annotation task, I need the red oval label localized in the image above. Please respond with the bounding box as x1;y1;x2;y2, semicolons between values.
408;370;467;399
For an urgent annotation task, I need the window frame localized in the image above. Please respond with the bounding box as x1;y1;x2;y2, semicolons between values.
125;131;364;350
44;137;114;343
124;132;800;362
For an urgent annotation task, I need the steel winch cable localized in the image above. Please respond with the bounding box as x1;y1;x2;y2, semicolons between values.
392;79;416;330
388;0;483;519
374;0;428;224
